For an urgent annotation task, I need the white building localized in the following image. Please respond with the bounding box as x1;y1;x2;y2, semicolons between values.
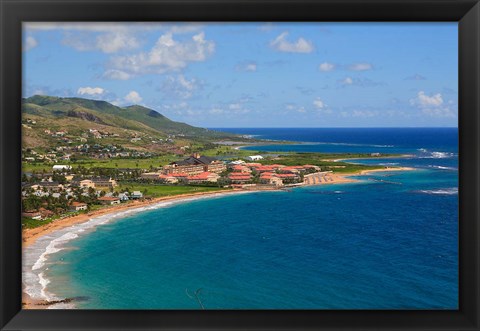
246;155;264;161
52;165;71;171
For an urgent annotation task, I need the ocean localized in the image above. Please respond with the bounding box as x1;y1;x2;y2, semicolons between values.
24;128;458;309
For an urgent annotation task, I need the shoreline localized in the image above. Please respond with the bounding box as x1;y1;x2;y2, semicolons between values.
23;189;252;249
22;166;416;309
22;189;261;309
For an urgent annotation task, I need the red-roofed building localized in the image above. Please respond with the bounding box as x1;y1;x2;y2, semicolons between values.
275;173;298;178
187;172;220;184
69;201;88;211
170;173;189;179
232;165;252;173
228;173;252;183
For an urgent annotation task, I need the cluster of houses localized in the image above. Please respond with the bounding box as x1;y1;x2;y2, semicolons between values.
21;175;144;220
22;152;329;222
139;154;324;188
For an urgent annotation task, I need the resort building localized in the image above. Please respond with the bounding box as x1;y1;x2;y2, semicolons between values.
97;196;121;205
164;153;226;175
231;165;252;173
69;202;88;211
259;172;284;186
186;172;220;184
228;173;252;183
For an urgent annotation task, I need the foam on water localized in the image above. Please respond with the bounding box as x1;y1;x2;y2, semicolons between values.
415;188;458;195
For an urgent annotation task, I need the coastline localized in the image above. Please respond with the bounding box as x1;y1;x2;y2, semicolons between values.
23;189;251;249
22;188;261;309
22;166;416;309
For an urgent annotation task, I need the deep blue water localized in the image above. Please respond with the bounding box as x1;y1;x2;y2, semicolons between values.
42;128;458;309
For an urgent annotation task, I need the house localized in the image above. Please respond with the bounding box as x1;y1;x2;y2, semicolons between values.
97;196;121;205
118;193;130;201
78;179;95;188
52;165;71;171
38;208;55;218
38;181;64;192
130;191;143;199
22;211;42;220
187;172;220;184
246;155;264;161
69;202;88;211
91;177;118;188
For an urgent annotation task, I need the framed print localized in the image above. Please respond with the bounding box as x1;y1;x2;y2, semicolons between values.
1;0;479;330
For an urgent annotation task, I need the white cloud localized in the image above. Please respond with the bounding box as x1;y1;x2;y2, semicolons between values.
209;108;224;114
410;91;456;118
352;110;377;117
405;74;426;81
124;91;142;104
27;23;202;55
77;86;105;95
62;30;139;53
348;63;373;71
410;91;443;107
313;98;325;109
227;103;250;114
339;77;384;87
421;107;456;118
270;32;313;53
96;32;139;53
342;77;353;85
236;61;257;72
107;32;215;78
159;75;200;99
319;62;335;72
24;36;38;51
284;104;305;113
102;69;131;80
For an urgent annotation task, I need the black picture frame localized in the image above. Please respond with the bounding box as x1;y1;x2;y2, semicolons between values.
1;0;479;330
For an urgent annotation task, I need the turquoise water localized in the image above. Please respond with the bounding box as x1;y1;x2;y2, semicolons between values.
37;128;458;309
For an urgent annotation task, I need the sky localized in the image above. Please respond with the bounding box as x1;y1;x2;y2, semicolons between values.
23;22;458;128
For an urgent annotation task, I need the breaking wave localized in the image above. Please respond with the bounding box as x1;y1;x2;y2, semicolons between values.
415;188;458;195
417;149;457;159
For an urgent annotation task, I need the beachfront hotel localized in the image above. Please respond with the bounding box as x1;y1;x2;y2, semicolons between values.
163;153;226;176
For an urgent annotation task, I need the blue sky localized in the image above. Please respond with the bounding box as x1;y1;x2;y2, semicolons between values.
23;22;458;128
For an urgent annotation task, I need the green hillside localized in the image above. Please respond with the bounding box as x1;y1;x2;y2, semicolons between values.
22;95;228;138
